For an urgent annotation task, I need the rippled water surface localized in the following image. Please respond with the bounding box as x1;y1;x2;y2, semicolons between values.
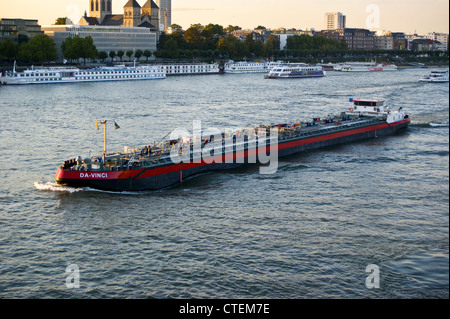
0;67;448;299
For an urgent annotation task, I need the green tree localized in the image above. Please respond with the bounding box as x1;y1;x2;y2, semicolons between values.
217;35;244;58
98;51;108;62
204;23;224;36
170;24;183;32
55;17;69;25
17;34;29;45
184;24;202;50
134;49;143;60
61;35;97;65
162;38;179;58
143;50;152;61
264;34;280;56
126;50;134;60
225;25;242;33
109;50;116;61
77;35;97;64
286;35;347;52
0;39;19;61
19;34;57;63
117;50;125;61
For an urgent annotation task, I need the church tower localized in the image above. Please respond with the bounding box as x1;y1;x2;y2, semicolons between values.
89;0;112;24
142;0;160;26
123;0;142;27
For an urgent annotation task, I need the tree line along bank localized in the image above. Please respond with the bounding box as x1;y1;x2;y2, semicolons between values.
1;23;448;65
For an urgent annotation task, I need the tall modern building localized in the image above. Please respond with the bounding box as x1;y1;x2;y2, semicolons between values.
324;12;346;30
154;0;171;31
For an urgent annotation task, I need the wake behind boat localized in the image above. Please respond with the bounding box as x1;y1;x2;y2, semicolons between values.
0;61;165;85
55;99;410;192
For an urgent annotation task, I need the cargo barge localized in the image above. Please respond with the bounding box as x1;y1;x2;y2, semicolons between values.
55;99;410;191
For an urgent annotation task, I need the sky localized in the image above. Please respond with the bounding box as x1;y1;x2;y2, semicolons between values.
0;0;448;35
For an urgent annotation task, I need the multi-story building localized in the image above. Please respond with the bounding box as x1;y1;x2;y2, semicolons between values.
375;34;394;50
427;32;448;51
42;24;158;58
154;0;171;31
343;28;375;50
0;18;43;42
391;32;407;50
324;12;346;30
410;38;432;51
317;28;375;50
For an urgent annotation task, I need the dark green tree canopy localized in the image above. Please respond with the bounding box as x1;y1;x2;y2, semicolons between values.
61;35;98;64
19;34;58;63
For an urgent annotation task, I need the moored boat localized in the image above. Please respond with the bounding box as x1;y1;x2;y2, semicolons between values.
0;61;165;85
156;63;220;76
223;60;286;74
55;99;410;192
334;61;397;72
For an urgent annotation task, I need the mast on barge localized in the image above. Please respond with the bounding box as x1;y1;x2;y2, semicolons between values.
95;119;120;162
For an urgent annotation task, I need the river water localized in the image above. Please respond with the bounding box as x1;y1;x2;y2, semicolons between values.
0;67;448;299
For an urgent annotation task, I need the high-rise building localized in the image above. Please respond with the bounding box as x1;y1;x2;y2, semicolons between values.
154;0;171;31
324;12;346;30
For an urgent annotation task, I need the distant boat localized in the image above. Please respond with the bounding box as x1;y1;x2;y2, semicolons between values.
223;60;286;74
334;61;397;72
0;61;165;85
418;69;449;83
265;63;326;79
156;63;220;76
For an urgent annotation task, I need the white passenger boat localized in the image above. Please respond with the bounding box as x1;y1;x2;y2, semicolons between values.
418;69;449;83
334;61;397;72
265;63;326;79
157;63;220;76
0;61;165;85
223;60;286;74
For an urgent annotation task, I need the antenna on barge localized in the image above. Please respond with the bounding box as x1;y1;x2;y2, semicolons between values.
95;119;120;161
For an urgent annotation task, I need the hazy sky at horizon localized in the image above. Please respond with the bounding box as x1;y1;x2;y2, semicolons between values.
1;0;448;34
